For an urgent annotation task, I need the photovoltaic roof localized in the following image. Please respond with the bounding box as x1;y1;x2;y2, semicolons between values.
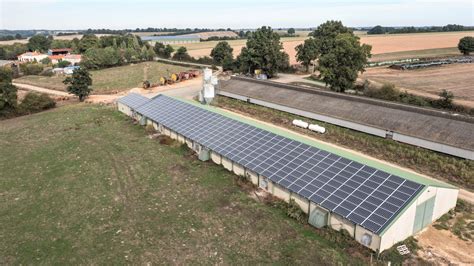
117;93;151;109
132;95;424;234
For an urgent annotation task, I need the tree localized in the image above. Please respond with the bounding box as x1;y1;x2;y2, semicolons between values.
56;60;71;68
210;41;234;65
172;47;191;61
287;28;296;35
14;33;22;39
0;67;17;113
295;38;319;72
309;20;352;55
154;43;174;59
236;26;289;77
63;68;93;102
163;45;174;59
318;33;371;92
27;35;51;52
40;57;52;65
368;25;386;35
78;34;99;53
458;36;474;55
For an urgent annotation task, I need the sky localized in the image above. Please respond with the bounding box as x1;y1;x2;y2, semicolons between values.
1;0;473;30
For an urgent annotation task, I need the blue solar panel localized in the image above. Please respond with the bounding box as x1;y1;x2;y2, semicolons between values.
134;95;424;234
117;93;151;110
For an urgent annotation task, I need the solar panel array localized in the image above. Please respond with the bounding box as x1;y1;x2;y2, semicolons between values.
134;95;424;234
117;93;151;109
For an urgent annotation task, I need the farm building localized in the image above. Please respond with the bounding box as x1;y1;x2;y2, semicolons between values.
141;35;200;44
116;93;458;253
218;77;474;160
17;52;48;62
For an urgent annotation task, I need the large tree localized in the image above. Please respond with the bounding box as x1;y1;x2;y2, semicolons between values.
172;47;191;61
78;34;99;53
310;20;352;55
295;38;319;72
458;36;474;55
27;35;51;52
318;33;371;92
154;43;174;59
210;41;233;65
236;26;289;77
63;68;93;102
0;67;17;113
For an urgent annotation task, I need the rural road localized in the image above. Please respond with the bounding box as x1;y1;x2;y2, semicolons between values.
13;82;72;97
12;79;474;205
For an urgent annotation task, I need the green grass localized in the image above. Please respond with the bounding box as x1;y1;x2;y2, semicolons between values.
213;96;474;190
14;61;191;94
0;104;369;264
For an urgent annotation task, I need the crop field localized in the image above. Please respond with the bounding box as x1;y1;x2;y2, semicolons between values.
14;62;190;94
361;64;474;104
184;31;474;64
0;104;367;264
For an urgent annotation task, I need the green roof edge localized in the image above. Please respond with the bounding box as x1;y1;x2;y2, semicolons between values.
173;96;456;189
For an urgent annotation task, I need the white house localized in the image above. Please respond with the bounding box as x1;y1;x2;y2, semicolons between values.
17;52;48;62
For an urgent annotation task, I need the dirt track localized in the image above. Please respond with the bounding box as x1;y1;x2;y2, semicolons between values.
417;226;473;265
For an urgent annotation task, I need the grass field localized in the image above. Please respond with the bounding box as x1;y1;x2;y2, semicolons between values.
0;104;368;264
14;62;190;94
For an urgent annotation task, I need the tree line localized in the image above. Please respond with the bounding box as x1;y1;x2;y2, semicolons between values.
368;24;473;35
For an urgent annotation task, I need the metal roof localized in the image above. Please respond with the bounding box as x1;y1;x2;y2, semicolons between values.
135;95;425;234
219;77;474;153
117;93;150;110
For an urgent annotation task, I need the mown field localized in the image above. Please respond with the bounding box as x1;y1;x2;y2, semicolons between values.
0;104;368;264
14;62;190;94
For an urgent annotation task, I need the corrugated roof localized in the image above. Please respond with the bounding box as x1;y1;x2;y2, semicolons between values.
219;78;474;152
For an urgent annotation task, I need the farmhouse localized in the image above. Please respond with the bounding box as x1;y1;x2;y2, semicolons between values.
218;77;474;160
17;51;48;62
117;93;458;253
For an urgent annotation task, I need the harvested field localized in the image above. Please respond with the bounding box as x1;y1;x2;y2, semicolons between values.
0;34;111;45
370;47;461;62
361;64;474;103
14;61;190;94
0;104;368;264
185;31;474;64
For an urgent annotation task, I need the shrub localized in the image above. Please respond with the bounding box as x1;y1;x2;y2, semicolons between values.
20;63;44;75
40;69;54;77
56;60;71;68
18;92;56;114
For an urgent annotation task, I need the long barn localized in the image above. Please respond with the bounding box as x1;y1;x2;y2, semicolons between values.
117;93;458;252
